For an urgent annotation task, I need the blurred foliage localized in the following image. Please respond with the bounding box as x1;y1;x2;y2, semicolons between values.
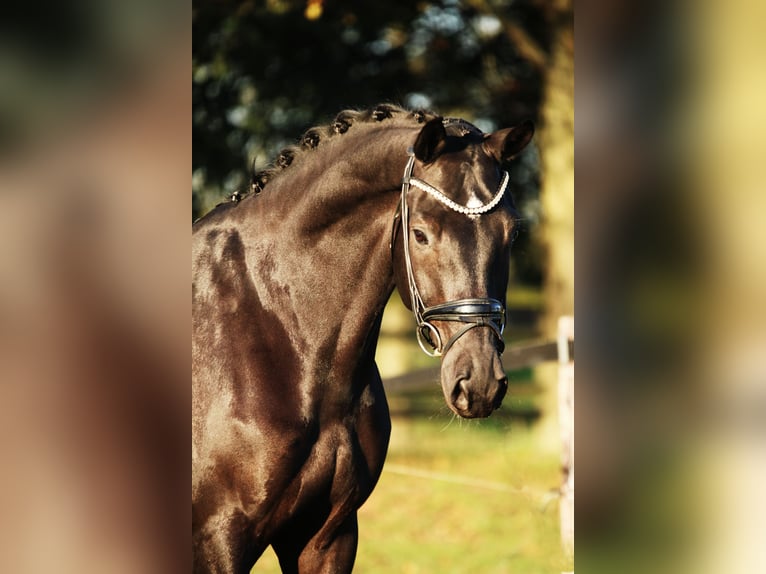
193;0;557;285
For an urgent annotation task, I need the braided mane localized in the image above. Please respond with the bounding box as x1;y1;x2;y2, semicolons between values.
241;104;441;200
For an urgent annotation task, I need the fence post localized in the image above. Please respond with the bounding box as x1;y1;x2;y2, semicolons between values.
558;315;574;567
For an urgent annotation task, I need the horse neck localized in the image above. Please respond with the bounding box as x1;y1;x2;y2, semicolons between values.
244;126;415;374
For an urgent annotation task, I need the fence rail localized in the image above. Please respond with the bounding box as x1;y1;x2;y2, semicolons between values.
382;338;574;393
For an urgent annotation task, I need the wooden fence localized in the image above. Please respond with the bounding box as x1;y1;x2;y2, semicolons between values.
383;336;574;393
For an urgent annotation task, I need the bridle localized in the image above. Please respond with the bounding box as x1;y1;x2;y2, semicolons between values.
392;148;509;358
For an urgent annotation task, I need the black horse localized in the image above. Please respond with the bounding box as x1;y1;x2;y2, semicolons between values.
192;104;533;573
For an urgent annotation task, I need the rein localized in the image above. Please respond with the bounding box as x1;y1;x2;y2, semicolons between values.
394;148;508;358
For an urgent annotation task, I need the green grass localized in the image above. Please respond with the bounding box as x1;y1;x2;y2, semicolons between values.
355;415;567;574
252;383;570;573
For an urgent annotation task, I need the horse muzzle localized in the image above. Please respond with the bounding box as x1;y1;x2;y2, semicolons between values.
439;328;508;418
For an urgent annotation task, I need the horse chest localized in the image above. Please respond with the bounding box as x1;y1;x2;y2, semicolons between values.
278;419;381;519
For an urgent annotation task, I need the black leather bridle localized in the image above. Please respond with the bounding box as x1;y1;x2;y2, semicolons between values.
391;148;508;358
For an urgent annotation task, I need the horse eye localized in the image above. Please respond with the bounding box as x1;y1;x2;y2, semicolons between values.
412;229;429;245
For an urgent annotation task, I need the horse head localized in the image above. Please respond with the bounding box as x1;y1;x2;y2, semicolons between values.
393;117;534;418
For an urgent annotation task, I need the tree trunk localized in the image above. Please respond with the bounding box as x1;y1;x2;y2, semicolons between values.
538;6;574;338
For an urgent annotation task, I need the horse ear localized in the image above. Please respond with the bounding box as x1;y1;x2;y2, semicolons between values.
484;120;535;164
413;117;448;163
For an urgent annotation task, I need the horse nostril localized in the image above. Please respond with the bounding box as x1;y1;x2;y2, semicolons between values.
452;379;471;412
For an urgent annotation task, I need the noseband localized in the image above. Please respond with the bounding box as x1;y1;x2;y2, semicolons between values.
393;148;509;358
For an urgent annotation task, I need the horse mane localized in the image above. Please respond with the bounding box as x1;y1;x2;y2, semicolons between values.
242;103;443;200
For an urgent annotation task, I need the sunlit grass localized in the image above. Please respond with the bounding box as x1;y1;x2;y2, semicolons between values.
355;413;567;574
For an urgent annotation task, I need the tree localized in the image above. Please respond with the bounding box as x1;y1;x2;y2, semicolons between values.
537;0;574;335
192;0;573;300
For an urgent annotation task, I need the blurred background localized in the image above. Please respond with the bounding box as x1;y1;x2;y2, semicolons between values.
193;1;573;571
0;0;763;572
0;2;190;573
576;0;766;572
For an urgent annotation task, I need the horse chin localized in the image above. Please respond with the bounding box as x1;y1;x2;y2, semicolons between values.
440;339;508;419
